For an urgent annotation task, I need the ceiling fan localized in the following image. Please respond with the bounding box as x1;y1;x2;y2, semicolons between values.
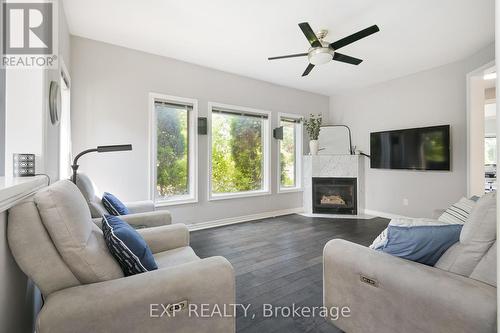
268;22;380;77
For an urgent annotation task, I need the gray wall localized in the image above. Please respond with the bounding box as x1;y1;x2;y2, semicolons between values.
70;36;329;224
329;44;495;218
43;0;72;181
0;1;4;176
0;67;4;177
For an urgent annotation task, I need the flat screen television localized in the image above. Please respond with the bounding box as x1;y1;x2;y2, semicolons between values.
370;125;450;171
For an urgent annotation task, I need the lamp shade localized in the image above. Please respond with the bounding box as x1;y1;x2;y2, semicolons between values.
96;144;132;152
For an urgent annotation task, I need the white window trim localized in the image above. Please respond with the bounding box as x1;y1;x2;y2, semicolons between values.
149;92;198;206
207;102;271;201
58;59;72;180
277;112;303;193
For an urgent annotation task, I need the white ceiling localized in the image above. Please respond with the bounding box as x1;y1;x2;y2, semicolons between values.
62;0;495;96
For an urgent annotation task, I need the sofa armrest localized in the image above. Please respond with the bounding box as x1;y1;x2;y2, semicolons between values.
125;200;155;214
119;210;171;228
92;211;171;229
37;257;235;333
323;239;496;333
137;224;189;253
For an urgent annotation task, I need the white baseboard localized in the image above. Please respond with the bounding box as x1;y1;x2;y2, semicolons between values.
363;209;408;220
299;212;375;219
187;207;304;231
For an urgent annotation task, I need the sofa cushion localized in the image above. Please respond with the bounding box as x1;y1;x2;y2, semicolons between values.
470;241;497;286
435;192;496;276
89;201;107;218
102;192;130;216
459;192;496;243
102;215;157;276
75;173;97;202
75;173;105;218
378;224;462;265
154;246;199;269
8;199;81;296
34;180;123;283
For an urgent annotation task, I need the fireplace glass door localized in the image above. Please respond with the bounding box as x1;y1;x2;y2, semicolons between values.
312;177;357;214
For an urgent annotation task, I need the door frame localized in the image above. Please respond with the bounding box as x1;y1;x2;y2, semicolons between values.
465;61;495;196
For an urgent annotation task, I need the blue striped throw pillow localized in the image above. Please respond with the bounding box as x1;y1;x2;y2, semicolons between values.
379;224;463;266
102;192;130;216
102;215;157;276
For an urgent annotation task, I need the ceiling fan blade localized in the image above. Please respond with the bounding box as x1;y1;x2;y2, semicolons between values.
298;22;322;48
268;53;308;60
302;63;315;77
333;52;363;65
329;25;380;50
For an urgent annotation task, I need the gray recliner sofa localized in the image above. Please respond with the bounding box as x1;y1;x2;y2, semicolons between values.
75;173;172;228
7;180;235;333
323;192;497;333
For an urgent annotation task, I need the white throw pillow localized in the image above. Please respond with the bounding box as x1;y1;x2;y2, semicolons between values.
438;197;476;225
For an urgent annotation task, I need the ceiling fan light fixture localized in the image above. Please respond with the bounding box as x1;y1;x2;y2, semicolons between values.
268;22;379;76
308;48;334;65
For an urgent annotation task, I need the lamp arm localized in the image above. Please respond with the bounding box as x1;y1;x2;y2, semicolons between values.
72;148;98;166
70;145;132;184
71;148;98;184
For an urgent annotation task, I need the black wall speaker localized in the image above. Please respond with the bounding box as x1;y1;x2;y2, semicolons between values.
198;117;207;135
13;153;35;177
273;126;284;140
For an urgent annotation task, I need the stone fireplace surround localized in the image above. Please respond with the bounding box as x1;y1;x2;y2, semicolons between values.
303;155;365;216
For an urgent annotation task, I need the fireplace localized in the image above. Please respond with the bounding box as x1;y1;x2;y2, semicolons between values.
312;177;357;214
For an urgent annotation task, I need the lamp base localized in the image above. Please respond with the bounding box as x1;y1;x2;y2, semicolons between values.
71;164;79;184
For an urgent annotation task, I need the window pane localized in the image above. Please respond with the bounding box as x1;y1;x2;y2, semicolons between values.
485;137;497;165
212;112;264;194
155;103;189;199
280;120;296;187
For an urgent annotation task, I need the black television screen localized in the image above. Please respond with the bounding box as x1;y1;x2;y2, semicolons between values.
370;125;450;171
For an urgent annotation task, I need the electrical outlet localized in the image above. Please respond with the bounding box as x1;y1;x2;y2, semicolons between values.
403;198;409;206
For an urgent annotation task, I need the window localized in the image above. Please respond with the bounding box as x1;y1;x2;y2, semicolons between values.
485;137;496;165
484;102;497;166
278;114;302;192
209;103;270;199
150;93;197;205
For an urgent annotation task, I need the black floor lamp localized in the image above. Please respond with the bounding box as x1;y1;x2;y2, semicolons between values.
71;144;132;184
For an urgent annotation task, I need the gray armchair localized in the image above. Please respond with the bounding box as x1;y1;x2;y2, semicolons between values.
7;180;235;333
323;193;497;333
75;173;171;228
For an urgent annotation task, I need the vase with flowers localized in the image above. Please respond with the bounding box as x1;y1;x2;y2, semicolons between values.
303;113;322;155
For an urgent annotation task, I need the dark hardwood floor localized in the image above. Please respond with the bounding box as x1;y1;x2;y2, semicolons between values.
190;214;389;333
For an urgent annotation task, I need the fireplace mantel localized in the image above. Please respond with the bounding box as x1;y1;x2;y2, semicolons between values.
303;155;365;215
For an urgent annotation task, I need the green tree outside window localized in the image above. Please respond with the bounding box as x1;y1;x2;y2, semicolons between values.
155;104;189;198
280;120;296;187
211;112;264;194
